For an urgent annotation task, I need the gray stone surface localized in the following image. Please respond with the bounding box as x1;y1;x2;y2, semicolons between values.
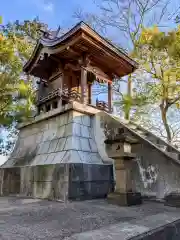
0;198;180;239
0;163;113;201
131;142;180;199
1;164;69;201
68;163;114;200
5;106;180;202
3;110;104;167
94;111;180;199
67;213;180;240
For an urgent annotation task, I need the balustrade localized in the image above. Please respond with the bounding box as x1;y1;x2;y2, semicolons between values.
37;88;112;113
96;99;113;113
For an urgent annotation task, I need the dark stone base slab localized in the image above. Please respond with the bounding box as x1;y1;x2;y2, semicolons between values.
68;163;114;200
164;192;180;207
107;191;142;206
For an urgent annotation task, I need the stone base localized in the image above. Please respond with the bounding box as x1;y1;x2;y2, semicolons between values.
0;163;114;202
68;163;114;200
107;191;142;206
164;192;180;207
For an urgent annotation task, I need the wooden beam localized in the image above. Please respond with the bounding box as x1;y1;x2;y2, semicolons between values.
50;35;82;54
66;46;81;56
64;63;80;71
75;44;88;51
81;26;137;68
81;35;131;76
108;82;112;113
50;55;62;63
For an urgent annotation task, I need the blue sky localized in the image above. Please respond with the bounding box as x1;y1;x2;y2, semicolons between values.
1;0;179;44
1;0;97;29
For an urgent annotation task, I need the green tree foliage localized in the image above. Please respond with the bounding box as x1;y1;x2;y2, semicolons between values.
133;26;180;142
0;17;46;154
75;0;171;120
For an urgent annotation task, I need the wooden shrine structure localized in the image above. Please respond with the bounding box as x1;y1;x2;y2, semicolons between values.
24;21;138;115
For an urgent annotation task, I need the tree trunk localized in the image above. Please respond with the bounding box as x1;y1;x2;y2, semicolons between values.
125;75;132;120
160;105;172;143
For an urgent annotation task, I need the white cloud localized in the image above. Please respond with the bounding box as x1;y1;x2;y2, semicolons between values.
41;2;54;12
32;0;54;13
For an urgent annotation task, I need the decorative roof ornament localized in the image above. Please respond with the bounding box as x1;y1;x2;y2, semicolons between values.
40;26;61;40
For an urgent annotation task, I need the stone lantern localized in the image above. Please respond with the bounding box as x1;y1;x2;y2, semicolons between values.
104;126;142;206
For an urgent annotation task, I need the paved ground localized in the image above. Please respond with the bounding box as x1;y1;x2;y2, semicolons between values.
0;197;180;239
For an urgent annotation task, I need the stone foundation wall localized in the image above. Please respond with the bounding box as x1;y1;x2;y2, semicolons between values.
95;111;180;200
131;142;180;199
68;164;114;200
3;108;104;167
0;163;114;201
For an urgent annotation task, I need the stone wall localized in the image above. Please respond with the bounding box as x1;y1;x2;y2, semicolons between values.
3;108;104;167
68;163;114;200
20;164;69;200
0;163;114;201
131;142;180;199
95;111;180;200
0;164;69;201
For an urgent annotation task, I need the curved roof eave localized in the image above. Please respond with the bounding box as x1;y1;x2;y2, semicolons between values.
23;22;83;73
23;41;43;72
23;21;138;73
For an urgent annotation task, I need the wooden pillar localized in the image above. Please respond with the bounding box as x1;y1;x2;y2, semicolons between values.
88;83;92;104
58;72;64;108
81;67;87;104
108;82;112;112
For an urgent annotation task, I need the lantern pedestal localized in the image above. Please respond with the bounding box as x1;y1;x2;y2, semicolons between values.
105;141;142;206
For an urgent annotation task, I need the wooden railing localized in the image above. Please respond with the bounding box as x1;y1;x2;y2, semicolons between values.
37;88;81;105
37;88;112;113
96;99;112;113
61;89;81;102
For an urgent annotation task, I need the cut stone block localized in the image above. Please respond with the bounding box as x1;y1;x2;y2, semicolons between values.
81;115;91;127
56;125;65;138
48;139;59;153
55;138;66;152
89;138;98;152
36;132;43;144
72;123;81;137
80;125;90;138
72;111;82;124
51;151;66;164
65;123;73;137
64;136;81;151
80;138;91;152
61;150;81;163
43;153;56;164
89;153;102;164
38;141;50;154
78;151;89;163
63;112;68;125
